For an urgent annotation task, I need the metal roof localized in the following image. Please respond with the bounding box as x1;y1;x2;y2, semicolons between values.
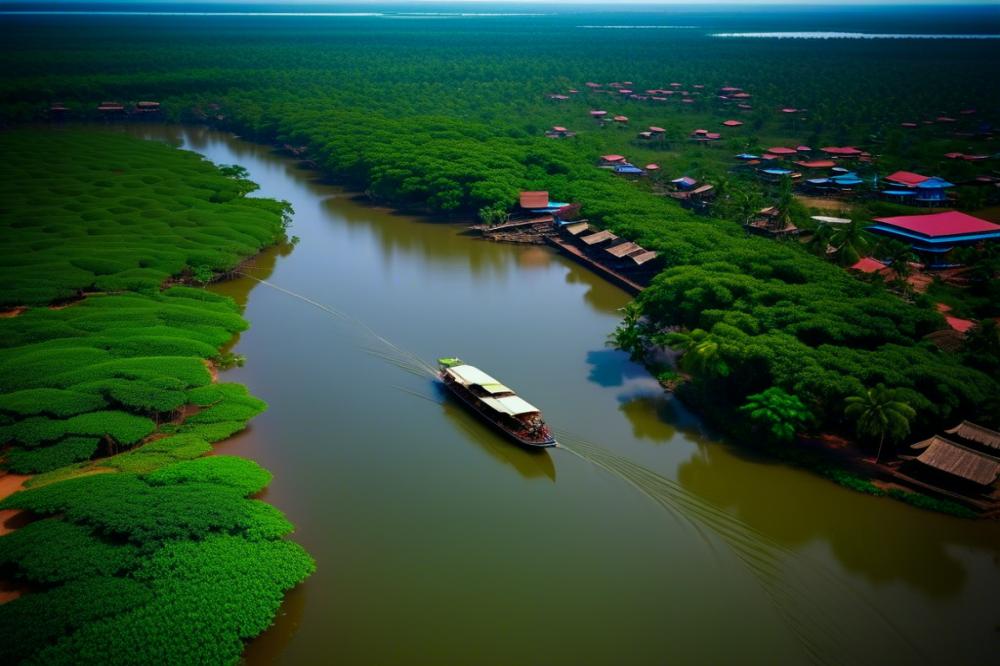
481;395;541;416
446;364;500;387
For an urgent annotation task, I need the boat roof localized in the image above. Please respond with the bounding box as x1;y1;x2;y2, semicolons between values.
481;395;541;416
444;364;512;394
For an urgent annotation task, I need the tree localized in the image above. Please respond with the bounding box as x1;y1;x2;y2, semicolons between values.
844;384;916;463
607;302;647;361
877;239;918;290
828;220;873;266
662;328;730;377
739;387;812;443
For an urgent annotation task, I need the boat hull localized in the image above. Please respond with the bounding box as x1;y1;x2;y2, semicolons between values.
439;375;556;448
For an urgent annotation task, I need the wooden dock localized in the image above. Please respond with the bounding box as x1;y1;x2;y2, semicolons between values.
546;236;644;295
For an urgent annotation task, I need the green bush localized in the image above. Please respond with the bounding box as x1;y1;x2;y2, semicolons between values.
0;519;139;584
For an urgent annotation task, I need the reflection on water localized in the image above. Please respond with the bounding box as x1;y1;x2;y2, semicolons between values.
85;123;1000;665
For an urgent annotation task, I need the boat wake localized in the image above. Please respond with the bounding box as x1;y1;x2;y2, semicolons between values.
553;432;923;666
231;272;920;665
235;271;437;378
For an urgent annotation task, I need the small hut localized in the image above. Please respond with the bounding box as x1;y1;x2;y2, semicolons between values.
914;177;954;205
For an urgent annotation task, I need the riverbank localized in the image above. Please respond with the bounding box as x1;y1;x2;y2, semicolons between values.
0;129;313;663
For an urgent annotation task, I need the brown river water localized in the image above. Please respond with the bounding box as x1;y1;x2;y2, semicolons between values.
108;124;998;665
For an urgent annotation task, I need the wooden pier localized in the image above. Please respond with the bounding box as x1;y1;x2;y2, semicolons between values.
546;236;644;295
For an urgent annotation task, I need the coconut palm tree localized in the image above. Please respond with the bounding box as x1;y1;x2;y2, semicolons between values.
828;219;873;266
844;384;916;463
662;328;730;377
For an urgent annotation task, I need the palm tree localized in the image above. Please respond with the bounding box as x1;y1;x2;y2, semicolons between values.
829;220;872;266
662;328;730;377
844;384;916;463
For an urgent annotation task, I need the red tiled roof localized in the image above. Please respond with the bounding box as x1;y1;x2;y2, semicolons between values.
873;211;1000;238
722;120;743;127
767;147;798;155
600;154;626;163
885;171;929;186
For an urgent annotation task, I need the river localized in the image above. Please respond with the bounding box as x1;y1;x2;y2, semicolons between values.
112;124;999;665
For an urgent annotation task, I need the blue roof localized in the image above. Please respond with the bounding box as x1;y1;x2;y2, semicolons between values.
881;189;916;196
528;201;571;213
867;224;1000;244
615;165;644;174
916;177;954;189
807;178;831;184
762;168;792;176
833;177;863;186
735;153;759;160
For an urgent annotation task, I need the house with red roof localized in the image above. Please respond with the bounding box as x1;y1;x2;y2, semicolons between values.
884;171;930;188
869;211;1000;264
599;154;627;167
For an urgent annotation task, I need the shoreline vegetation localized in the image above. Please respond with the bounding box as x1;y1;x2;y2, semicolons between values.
0;130;314;664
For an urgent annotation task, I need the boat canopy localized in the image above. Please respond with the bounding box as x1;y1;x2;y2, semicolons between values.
481;395;541;416
445;364;512;394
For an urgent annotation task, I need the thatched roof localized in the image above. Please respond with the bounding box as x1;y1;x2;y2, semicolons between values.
912;436;1000;486
945;421;1000;451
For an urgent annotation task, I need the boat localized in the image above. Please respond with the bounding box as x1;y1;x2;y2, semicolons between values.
437;358;556;448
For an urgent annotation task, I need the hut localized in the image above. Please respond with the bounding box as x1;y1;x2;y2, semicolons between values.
563;222;591;237
613;115;629;124
904;435;1000;494
794;160;836;171
546;126;574;138
644;164;660;173
821;146;863;158
722;119;743;127
945;421;1000;454
671;176;697;191
765;147;798;158
98;101;125;115
648;126;666;137
605;242;642;262
135;101;161;113
614;164;645;178
599;154;627;167
914;177;954;205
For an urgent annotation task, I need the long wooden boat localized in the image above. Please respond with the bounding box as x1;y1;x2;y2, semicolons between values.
438;358;556;448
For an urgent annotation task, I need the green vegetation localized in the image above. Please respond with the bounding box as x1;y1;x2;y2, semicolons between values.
0;10;993;496
0;131;311;664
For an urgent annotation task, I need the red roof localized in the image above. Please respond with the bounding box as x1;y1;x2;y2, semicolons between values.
796;145;812;152
946;316;975;333
850;257;888;274
693;129;708;135
767;147;797;155
645;163;660;170
706;133;721;140
885;171;929;186
722;120;743;127
821;146;862;156
519;191;549;208
613;115;629;122
795;160;836;169
780;107;798;113
731;92;751;98
601;154;626;163
873;211;1000;238
590;110;607;116
649;126;666;133
552;126;567;132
